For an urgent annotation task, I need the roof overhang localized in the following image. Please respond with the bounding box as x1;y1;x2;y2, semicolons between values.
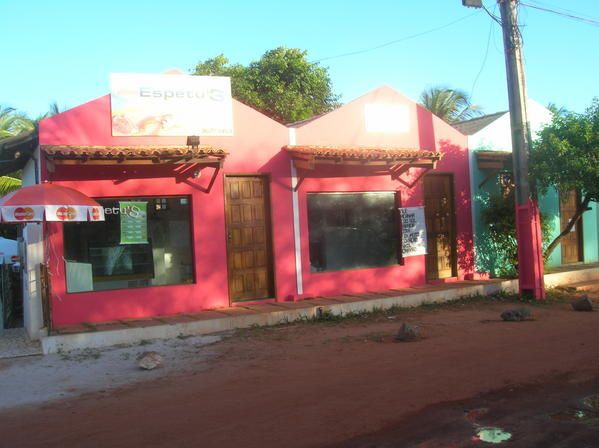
42;145;228;168
0;131;38;175
475;150;512;170
475;150;513;188
284;145;442;170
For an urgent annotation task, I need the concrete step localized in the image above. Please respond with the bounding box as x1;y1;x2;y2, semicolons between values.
557;280;599;292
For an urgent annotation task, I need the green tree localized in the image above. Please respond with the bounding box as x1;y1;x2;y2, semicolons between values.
531;99;599;259
193;47;340;124
0;105;34;138
419;87;482;124
481;188;552;277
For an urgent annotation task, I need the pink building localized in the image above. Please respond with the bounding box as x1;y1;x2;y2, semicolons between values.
36;84;474;330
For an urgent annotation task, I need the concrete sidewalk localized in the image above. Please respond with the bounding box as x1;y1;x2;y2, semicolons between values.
40;263;599;354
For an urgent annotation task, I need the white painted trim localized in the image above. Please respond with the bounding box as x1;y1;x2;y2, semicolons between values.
288;128;303;296
467;138;478;271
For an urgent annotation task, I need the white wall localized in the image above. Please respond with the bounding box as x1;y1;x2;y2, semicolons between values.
21;147;45;339
469;99;552;152
21;147;40;186
22;223;45;339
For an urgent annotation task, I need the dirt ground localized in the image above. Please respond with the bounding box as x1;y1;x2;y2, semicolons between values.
333;377;599;447
1;291;598;448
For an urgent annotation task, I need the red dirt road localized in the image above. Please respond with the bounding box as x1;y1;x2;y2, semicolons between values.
1;297;599;447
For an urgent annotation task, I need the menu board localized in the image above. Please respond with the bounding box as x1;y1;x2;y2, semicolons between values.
119;201;148;244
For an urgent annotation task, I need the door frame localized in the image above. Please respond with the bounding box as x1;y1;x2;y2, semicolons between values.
423;173;458;281
223;173;276;305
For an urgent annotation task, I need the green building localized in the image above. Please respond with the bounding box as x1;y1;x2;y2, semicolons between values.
455;100;599;277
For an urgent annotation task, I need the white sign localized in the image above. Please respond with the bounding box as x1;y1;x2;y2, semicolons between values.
364;103;409;133
110;73;234;137
399;206;427;257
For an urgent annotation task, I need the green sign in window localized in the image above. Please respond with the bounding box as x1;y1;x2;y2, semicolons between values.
119;201;148;244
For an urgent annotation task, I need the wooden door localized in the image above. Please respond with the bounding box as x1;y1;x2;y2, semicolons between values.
424;175;456;280
560;190;582;264
224;176;274;302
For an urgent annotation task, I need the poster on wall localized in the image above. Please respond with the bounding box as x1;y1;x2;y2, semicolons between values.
110;73;234;137
399;206;427;257
119;201;148;244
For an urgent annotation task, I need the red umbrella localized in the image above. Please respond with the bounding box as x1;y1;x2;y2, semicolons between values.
0;183;105;223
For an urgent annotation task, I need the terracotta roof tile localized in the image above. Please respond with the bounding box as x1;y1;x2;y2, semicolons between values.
42;145;227;160
284;145;441;161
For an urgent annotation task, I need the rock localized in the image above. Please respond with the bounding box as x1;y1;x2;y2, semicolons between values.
571;296;593;312
395;323;419;342
137;351;163;370
501;308;533;322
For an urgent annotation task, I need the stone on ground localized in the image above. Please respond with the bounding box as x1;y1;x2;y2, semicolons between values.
571;296;593;312
501;308;533;322
395;323;419;342
137;351;163;370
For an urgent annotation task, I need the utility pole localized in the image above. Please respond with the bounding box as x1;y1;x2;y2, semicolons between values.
464;0;545;299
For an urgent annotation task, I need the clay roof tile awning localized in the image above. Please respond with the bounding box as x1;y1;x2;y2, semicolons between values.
284;145;442;169
42;145;227;166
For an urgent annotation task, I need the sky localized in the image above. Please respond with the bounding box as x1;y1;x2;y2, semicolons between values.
1;0;598;119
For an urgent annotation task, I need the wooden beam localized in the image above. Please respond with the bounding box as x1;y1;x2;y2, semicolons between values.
48;157;224;166
293;159;315;170
478;169;501;188
291;155;439;170
477;160;505;170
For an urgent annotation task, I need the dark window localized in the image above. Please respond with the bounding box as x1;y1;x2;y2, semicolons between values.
307;192;399;272
63;196;193;292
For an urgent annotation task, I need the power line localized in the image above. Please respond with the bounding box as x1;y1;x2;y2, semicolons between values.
520;2;599;26
470;4;497;102
482;3;502;25
315;11;481;63
525;0;598;21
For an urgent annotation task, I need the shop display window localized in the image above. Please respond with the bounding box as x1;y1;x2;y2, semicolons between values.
63;196;193;292
307;192;399;272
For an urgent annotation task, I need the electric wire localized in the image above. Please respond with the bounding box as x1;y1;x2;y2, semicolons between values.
470;4;497;103
482;3;503;25
315;11;481;63
520;2;599;26
523;0;599;21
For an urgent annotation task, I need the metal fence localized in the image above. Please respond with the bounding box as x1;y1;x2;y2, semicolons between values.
0;264;22;330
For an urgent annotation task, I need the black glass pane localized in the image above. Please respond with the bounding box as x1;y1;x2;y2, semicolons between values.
63;196;193;292
307;192;399;272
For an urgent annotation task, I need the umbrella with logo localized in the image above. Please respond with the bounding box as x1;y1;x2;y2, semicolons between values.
0;183;104;223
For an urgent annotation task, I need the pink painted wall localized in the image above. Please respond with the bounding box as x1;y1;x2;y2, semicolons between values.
38;85;474;326
40;95;295;326
293;86;474;297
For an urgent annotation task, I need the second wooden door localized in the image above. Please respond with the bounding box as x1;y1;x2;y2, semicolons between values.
424;174;456;280
224;176;274;302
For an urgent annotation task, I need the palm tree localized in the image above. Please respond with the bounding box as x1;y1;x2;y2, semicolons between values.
419;87;483;124
0;175;21;196
0;105;39;196
33;101;63;126
0;105;34;138
0;102;62;195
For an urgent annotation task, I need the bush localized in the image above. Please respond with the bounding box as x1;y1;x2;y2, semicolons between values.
480;189;551;278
